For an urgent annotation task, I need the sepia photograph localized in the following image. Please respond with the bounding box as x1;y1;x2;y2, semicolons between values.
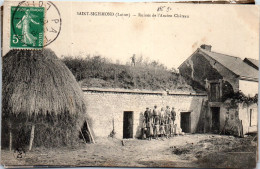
1;1;259;168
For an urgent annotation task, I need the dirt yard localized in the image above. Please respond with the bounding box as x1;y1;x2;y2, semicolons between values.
1;134;257;168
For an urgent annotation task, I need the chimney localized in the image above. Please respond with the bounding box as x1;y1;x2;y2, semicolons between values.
200;44;212;51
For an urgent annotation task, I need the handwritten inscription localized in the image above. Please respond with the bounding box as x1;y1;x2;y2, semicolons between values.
157;6;172;12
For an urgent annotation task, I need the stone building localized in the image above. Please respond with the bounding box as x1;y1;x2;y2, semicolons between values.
83;87;206;139
82;44;258;139
178;44;258;136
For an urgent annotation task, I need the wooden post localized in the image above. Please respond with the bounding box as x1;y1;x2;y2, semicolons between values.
86;121;95;144
29;124;35;151
9;129;12;152
200;99;205;133
240;120;244;138
79;128;87;145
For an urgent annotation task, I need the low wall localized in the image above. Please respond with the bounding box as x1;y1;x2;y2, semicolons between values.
83;88;207;139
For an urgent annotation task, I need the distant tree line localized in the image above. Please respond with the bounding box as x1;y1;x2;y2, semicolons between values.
61;55;193;91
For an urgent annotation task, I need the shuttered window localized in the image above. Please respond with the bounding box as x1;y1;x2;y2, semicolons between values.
210;82;220;102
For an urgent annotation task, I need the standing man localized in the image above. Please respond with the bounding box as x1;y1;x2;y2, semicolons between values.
153;105;160;139
160;107;165;124
153;105;159;122
171;107;176;124
154;114;160;139
131;54;136;67
165;106;171;123
148;108;153;122
144;107;150;123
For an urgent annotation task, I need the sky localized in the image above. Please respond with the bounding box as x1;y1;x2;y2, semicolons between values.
3;2;259;69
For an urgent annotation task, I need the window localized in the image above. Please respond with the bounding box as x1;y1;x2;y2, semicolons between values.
210;82;220;102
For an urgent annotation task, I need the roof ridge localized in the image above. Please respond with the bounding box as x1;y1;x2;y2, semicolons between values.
245;57;259;62
200;48;241;60
199;48;258;81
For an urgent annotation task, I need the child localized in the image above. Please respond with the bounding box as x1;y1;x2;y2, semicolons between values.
160;121;166;139
160;107;165;119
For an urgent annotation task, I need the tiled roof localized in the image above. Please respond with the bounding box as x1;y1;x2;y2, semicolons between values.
200;48;258;81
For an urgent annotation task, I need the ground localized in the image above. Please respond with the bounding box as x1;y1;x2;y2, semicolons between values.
1;134;257;168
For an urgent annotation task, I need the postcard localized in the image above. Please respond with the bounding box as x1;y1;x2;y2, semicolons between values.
1;1;259;168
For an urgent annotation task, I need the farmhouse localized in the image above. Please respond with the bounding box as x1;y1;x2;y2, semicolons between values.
179;44;258;136
82;44;258;139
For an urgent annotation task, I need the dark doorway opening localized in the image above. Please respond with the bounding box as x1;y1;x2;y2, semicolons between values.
211;107;220;133
79;121;92;143
123;111;134;139
181;112;191;133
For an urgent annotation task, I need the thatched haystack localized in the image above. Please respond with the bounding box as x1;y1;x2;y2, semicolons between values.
2;49;93;149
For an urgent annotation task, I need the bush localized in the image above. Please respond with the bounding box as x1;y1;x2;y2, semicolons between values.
62;55;194;92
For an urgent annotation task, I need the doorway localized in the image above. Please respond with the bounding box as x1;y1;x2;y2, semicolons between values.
211;107;220;133
123;111;133;139
79;120;94;143
181;112;191;133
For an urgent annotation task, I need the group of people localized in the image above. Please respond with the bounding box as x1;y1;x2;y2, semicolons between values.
141;105;177;140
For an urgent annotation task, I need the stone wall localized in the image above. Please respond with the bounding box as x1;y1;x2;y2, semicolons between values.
179;49;239;92
239;103;258;134
83;88;207;139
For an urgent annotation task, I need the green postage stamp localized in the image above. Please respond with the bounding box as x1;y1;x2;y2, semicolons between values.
10;6;44;49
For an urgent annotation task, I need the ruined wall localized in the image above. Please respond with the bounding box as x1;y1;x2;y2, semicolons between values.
83;88;207;139
213;101;258;135
219;103;239;135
